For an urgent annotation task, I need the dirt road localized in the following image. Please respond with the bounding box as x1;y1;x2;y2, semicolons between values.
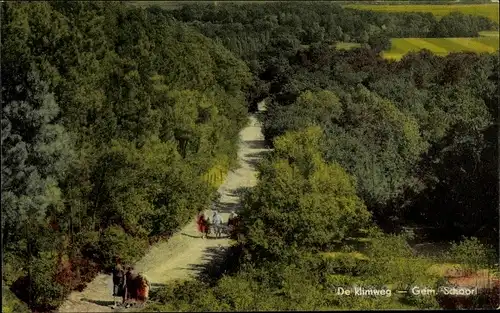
58;110;269;313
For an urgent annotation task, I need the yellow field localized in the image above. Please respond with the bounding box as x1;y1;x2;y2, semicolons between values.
480;30;500;37
382;36;499;60
345;4;499;24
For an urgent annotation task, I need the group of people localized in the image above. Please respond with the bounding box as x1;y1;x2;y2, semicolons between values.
197;210;239;239
112;258;150;308
110;211;240;308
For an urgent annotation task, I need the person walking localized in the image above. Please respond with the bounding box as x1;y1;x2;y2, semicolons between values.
125;266;138;308
112;257;126;307
228;211;237;225
212;210;223;238
197;211;208;239
227;211;238;233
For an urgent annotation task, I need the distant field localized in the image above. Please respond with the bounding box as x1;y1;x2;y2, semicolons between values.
480;30;500;37
130;2;499;24
382;36;499;60
345;4;499;23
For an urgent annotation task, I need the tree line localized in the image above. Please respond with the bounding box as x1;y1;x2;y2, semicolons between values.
170;2;498;56
169;2;498;108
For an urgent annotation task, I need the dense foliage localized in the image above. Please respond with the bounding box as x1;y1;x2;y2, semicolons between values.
239;127;371;262
171;2;497;51
145;2;498;311
261;46;498;244
2;1;498;311
147;129;497;311
145;129;439;311
1;2;251;311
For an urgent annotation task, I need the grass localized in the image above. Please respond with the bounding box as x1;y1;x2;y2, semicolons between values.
382;36;499;60
479;30;500;37
333;33;498;60
344;4;499;24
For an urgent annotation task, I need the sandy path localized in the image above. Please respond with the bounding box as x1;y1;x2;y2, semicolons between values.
58;109;268;313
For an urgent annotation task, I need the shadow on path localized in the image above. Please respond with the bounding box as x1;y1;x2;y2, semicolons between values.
216;202;239;214
81;299;115;308
185;246;232;285
212;186;253;214
245;151;271;159
244;140;267;149
180;232;201;239
226;186;252;198
245;151;272;169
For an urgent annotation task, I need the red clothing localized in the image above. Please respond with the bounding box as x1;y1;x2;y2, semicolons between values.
136;276;150;302
137;285;149;301
197;215;207;233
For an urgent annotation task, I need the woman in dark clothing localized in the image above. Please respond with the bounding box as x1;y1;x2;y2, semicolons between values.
112;258;126;305
125;266;138;306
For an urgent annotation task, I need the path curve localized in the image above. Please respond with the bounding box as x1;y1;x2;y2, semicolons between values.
58;108;269;313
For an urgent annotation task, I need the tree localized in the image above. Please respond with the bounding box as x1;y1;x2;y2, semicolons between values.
1;69;75;310
240;127;371;262
2;68;74;249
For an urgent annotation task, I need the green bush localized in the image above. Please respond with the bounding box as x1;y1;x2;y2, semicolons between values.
10;253;66;312
447;237;495;274
148;280;224;312
240;127;371;262
402;289;440;309
2;253;26;286
322;253;369;276
98;225;149;271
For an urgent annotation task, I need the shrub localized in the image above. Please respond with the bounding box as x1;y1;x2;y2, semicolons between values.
97;225;149;271
240;127;371;262
10;253;66;312
148;280;223;312
321;252;369;276
2;252;26;286
447;237;495;275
